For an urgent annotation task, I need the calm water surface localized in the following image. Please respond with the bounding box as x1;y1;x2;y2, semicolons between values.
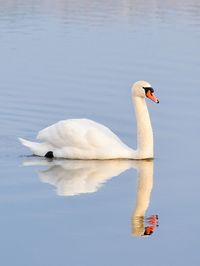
0;0;200;265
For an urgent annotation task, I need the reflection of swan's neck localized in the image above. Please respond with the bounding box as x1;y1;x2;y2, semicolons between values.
133;162;153;216
133;96;153;158
132;161;153;236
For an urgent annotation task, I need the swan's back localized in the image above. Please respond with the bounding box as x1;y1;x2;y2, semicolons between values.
30;119;134;159
37;119;123;148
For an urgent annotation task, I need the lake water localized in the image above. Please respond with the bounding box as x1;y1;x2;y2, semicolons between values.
0;0;200;265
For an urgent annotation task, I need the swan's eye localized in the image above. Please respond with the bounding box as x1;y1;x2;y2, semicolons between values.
143;87;154;95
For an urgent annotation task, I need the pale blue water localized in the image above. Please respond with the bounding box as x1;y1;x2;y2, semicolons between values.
0;0;200;265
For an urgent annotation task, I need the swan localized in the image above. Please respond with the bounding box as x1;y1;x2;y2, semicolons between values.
19;80;159;159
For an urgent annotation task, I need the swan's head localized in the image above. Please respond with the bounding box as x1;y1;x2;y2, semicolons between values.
132;80;159;103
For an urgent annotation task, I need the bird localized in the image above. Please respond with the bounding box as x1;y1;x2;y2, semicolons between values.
19;80;159;159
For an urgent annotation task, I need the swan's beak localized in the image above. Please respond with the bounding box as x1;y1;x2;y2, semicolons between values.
146;90;159;104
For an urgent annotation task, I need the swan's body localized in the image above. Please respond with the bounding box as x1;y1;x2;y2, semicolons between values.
19;81;159;159
20;119;136;159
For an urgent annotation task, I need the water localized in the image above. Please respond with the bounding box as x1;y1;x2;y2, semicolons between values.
0;0;200;265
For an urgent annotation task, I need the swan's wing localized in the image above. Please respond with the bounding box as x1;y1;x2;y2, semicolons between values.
36;119;126;149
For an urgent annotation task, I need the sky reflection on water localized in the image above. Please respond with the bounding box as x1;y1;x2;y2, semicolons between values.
0;0;200;265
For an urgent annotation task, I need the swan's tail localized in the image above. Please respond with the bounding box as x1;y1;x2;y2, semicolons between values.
18;137;50;157
18;137;34;148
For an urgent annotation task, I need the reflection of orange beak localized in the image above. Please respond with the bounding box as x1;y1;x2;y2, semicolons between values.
147;215;158;225
144;226;155;235
146;90;159;103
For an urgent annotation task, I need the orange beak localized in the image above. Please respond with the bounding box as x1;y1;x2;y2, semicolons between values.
146;90;159;104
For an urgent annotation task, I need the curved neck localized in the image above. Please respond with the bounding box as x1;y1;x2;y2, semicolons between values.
133;96;153;159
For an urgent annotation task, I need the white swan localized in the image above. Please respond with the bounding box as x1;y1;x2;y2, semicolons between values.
19;80;159;159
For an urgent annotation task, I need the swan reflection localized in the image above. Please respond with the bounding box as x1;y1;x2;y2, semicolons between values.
23;158;158;236
131;160;159;236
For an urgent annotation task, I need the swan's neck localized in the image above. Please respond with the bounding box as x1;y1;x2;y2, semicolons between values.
133;96;153;159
